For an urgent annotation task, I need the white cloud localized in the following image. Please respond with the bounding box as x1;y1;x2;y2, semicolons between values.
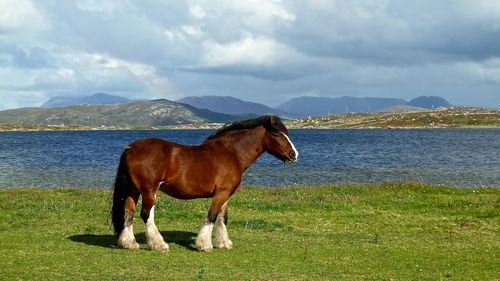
190;0;295;36
0;0;49;33
0;48;178;108
189;4;206;19
202;34;295;66
220;0;296;28
52;51;177;98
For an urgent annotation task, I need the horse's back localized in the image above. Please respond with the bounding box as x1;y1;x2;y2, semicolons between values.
129;137;182;150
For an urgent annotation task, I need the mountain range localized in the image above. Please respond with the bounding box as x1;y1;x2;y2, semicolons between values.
276;96;407;117
37;93;452;117
407;96;451;108
179;95;451;118
0;93;453;127
176;96;293;117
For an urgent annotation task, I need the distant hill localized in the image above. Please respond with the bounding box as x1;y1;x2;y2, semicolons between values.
276;95;452;117
286;107;500;128
0;99;242;127
408;96;451;109
276;96;408;117
177;96;295;118
41;93;130;107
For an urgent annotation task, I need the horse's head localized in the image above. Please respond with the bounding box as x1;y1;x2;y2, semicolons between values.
262;116;298;164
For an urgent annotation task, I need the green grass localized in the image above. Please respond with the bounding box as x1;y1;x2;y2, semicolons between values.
0;183;498;280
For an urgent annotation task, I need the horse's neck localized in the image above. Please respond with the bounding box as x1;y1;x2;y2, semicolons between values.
212;127;266;171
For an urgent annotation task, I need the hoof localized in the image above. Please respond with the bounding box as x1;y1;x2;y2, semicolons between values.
215;239;233;249
117;239;140;251
117;227;139;250
149;242;170;252
196;222;214;252
196;238;213;252
196;244;213;252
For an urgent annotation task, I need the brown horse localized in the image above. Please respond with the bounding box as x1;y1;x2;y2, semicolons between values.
112;115;298;252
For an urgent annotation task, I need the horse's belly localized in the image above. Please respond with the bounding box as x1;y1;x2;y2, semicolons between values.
159;181;214;200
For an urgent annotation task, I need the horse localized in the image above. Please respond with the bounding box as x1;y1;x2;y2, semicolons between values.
111;115;298;252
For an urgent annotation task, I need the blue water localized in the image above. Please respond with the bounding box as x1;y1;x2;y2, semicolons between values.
0;129;499;188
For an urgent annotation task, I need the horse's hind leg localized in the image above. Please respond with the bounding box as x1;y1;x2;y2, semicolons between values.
118;190;140;250
215;200;233;249
141;190;169;252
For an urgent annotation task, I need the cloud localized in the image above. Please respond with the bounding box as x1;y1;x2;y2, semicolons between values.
280;0;500;64
0;91;47;109
0;0;499;109
74;0;130;14
0;0;49;33
189;4;206;19
0;42;54;68
202;34;293;67
190;0;295;33
0;47;178;109
455;58;500;85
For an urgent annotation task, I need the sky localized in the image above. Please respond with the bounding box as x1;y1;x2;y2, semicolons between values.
0;0;499;110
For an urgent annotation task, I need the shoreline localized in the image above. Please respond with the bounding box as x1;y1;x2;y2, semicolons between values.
1;107;499;131
2;181;499;189
1;125;499;132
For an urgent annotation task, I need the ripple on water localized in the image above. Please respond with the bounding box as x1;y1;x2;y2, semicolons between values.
0;129;499;188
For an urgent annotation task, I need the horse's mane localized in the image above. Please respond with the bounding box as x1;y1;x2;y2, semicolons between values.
205;115;287;141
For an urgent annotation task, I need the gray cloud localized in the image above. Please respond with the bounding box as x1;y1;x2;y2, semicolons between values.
0;42;54;68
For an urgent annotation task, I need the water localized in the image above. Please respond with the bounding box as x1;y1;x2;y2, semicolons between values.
0;129;499;188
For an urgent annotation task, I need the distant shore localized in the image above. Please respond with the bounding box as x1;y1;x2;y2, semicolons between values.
1;107;499;132
0;123;223;132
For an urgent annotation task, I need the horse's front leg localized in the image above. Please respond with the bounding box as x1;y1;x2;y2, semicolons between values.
215;200;233;249
196;192;229;252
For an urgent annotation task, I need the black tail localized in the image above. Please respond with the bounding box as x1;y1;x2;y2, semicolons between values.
112;149;133;237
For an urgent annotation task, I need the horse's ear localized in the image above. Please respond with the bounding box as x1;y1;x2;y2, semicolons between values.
270;115;275;125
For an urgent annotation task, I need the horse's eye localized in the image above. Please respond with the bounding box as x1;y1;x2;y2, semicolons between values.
271;132;280;137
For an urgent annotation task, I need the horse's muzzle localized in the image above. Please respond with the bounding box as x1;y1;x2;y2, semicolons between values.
285;151;298;163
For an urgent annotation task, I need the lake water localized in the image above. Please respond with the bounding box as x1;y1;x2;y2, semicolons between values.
0;129;499;188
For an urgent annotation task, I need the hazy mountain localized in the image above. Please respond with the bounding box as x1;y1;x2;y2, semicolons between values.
0;99;243;127
41;93;130;107
408;96;451;109
177;96;294;118
276;96;408;117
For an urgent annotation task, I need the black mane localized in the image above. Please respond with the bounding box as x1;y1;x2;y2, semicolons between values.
205;115;287;141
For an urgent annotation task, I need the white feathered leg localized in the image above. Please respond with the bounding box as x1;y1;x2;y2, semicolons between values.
196;218;214;252
117;210;139;250
145;206;169;252
215;214;233;249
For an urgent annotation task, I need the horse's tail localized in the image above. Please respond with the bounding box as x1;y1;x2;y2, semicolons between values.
112;148;134;237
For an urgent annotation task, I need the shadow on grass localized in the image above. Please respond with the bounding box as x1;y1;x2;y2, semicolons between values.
68;231;197;251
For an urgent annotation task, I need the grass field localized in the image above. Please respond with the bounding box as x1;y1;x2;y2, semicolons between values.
0;183;498;280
